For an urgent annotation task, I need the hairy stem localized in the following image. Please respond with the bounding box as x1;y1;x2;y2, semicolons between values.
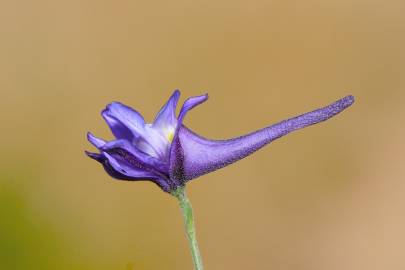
173;187;204;270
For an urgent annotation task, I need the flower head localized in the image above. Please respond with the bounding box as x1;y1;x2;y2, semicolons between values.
86;90;354;193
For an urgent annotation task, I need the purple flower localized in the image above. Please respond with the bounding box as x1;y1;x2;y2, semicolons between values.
86;90;354;193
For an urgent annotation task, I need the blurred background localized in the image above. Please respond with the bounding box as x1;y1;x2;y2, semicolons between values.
0;0;404;269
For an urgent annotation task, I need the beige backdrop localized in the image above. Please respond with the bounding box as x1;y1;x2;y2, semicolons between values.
1;0;404;269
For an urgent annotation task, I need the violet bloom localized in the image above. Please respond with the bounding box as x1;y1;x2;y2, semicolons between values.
85;90;354;270
86;90;354;193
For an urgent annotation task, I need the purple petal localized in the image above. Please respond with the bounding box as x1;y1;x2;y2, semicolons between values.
102;152;171;191
170;95;354;181
87;132;106;148
86;150;171;191
86;150;136;180
101;114;134;140
178;93;209;124
102;102;145;139
102;152;156;178
100;139;169;173
85;151;132;180
102;160;136;181
153;90;180;129
85;151;103;161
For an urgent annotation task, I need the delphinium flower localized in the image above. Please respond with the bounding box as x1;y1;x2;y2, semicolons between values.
86;90;354;270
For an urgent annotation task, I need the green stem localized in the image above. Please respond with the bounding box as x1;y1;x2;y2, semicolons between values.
172;187;204;270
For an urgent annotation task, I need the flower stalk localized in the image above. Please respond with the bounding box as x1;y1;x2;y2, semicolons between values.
173;187;204;270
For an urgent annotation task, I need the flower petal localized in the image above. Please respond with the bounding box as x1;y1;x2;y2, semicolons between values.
102;102;145;139
85;150;140;180
178;93;209;124
101;114;134;140
102;152;154;178
87;132;106;148
170;95;355;182
100;139;169;174
102;152;171;191
86;150;172;191
85;150;103;161
153;90;180;130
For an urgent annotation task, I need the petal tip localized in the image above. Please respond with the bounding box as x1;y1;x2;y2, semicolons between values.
173;89;181;97
102;102;123;116
103;101;130;113
170;89;181;105
86;131;96;140
85;150;102;161
87;132;106;148
177;92;209;123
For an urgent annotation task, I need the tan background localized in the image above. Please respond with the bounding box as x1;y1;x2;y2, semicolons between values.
0;0;404;269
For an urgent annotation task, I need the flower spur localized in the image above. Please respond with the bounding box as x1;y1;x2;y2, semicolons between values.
85;90;354;270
